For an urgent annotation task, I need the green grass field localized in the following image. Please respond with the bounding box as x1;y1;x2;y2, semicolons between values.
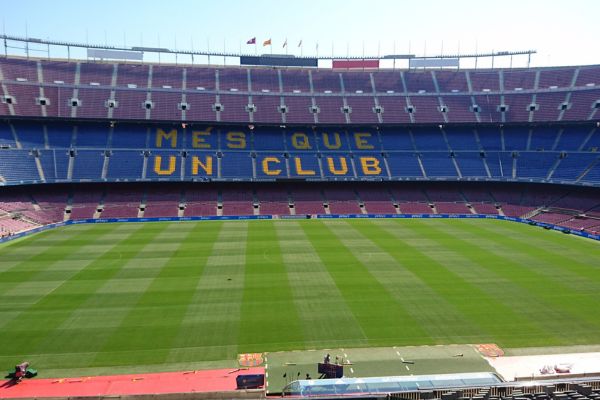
0;218;599;378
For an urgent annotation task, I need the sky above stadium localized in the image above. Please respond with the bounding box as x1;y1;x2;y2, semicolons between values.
1;0;599;68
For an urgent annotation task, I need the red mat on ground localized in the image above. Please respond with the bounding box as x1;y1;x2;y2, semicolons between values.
0;367;265;398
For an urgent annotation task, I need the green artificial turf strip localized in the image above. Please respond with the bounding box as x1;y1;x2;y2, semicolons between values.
0;218;598;377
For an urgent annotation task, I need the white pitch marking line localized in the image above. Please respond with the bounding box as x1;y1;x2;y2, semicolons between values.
405;365;410;371
396;351;401;356
350;368;354;373
400;357;405;362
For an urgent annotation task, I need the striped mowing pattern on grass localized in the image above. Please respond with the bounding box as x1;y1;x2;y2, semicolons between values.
0;218;598;378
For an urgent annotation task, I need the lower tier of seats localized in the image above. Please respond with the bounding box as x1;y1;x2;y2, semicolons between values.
1;181;599;237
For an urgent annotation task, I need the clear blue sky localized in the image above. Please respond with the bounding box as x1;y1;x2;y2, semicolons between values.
2;0;599;67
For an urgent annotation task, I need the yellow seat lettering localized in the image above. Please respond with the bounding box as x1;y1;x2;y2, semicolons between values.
262;157;282;175
191;156;213;175
326;157;348;175
360;157;382;175
294;157;316;175
322;132;342;150
354;132;374;150
153;155;177;175
291;132;312;150
226;132;247;149
156;128;177;148
191;127;213;149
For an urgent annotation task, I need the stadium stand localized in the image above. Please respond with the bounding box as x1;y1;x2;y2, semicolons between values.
1;58;600;124
0;55;599;240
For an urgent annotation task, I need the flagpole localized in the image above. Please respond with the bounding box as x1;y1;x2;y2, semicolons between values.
457;40;461;70
408;40;411;70
191;36;194;65
362;41;365;72
393;40;396;70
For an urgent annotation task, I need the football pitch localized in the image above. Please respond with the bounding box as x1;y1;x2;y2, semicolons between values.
0;218;599;378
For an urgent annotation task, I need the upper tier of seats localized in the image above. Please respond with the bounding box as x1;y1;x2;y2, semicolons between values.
1;121;599;187
1;57;600;124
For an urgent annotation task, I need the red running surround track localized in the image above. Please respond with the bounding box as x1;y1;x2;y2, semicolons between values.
0;367;265;398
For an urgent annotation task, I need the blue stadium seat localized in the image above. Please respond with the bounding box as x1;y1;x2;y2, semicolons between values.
551;153;598;181
583;129;600;151
0;150;40;183
379;128;414;151
220;152;253;179
0;121;16;148
482;152;513;178
412;127;448;151
529;127;559;151
111;125;148;149
72;151;105;180
580;162;600;182
503;127;529;151
15;122;46;148
386;152;423;178
47;123;74;148
554;127;593;151
106;150;144;181
477;127;502;151
516;152;558;178
420;153;458;177
38;149;70;181
444;127;479;150
253;128;285;151
77;125;110;148
455;153;488;177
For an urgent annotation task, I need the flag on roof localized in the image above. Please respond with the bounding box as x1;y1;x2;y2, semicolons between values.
283;38;288;48
263;38;271;46
246;37;256;45
298;40;302;47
